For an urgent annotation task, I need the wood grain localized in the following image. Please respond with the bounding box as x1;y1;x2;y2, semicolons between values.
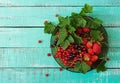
0;7;119;26
0;0;119;6
0;68;119;83
0;47;119;68
0;27;119;47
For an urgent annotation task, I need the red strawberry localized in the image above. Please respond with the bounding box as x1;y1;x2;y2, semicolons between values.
86;61;92;66
93;42;101;54
83;53;90;61
83;27;90;33
88;49;94;55
82;37;88;44
76;28;83;35
91;55;98;62
86;41;92;48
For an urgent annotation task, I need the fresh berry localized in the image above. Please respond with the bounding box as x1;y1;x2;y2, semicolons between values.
67;32;71;35
83;54;90;61
38;40;42;43
45;74;49;77
56;31;60;34
83;27;90;33
47;53;51;56
86;41;92;48
93;42;101;54
59;68;63;71
82;37;88;44
76;28;83;35
55;14;59;17
88;49;94;55
106;58;110;61
91;55;98;62
86;61;92;66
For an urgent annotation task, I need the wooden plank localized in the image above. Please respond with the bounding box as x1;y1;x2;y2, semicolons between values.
0;28;119;47
0;7;119;26
0;0;119;6
0;68;119;83
0;47;119;68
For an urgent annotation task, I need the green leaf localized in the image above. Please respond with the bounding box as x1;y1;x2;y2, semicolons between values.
61;40;70;50
85;17;102;29
67;35;74;43
80;4;93;15
60;35;74;50
58;16;70;27
72;33;83;44
44;22;55;34
74;61;91;74
90;30;101;41
77;17;86;27
94;18;103;25
97;60;107;72
67;25;76;33
71;15;86;27
57;27;67;45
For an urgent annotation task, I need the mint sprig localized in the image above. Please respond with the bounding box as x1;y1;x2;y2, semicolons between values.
74;61;91;74
44;22;55;34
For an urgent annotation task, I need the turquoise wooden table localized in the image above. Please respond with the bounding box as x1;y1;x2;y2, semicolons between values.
0;0;120;83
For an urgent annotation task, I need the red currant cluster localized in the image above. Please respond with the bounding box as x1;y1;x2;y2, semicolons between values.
55;27;103;67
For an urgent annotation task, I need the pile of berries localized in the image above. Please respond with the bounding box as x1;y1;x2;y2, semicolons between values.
54;27;103;67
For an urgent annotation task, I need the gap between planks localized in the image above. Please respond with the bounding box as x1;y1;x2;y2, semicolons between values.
0;67;119;69
0;26;119;28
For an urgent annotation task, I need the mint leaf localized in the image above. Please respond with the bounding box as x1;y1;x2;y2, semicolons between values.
93;18;103;26
71;15;86;27
58;16;70;27
67;25;76;33
67;35;74;43
90;30;101;41
57;27;67;45
44;22;55;34
85;17;102;29
61;40;70;50
97;60;107;72
76;17;86;27
80;4;93;15
74;61;90;74
72;33;83;44
60;35;74;50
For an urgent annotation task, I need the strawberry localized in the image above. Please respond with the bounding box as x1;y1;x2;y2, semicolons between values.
93;42;101;54
76;28;83;35
86;61;92;66
91;55;98;62
83;53;90;61
86;41;92;48
82;37;88;44
88;49;94;55
83;27;90;33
